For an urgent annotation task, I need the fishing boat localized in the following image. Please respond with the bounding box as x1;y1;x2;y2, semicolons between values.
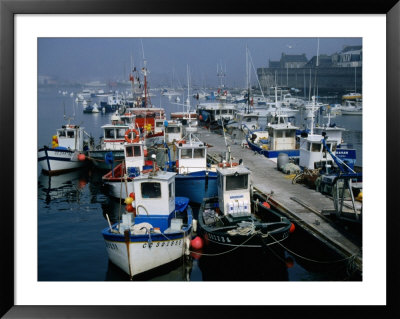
164;120;184;144
298;97;341;171
102;169;193;279
197;164;293;252
342;92;362;100
102;138;152;199
163;131;218;205
313;114;357;170
197;102;237;127
88;112;135;170
38;123;89;175
125;55;167;146
245;110;299;158
340;100;362;116
170;66;199;129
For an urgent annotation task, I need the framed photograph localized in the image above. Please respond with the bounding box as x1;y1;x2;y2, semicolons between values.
1;0;399;317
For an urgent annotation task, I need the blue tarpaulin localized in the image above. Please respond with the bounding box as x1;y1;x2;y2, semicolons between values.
175;197;189;212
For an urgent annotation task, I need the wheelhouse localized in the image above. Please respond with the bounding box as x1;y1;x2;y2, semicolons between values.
217;165;251;216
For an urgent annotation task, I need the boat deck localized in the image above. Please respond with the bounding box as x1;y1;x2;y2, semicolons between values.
197;127;362;272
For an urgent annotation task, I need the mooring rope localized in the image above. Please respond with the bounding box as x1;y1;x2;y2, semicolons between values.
268;233;360;264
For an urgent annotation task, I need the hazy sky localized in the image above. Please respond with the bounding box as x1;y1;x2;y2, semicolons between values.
38;37;362;88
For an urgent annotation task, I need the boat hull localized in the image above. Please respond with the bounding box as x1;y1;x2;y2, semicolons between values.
102;211;193;278
175;171;218;205
88;150;125;170
246;137;299;158
38;147;86;175
198;197;291;253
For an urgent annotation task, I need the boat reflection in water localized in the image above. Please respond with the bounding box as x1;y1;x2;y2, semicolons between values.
197;246;289;281
38;168;89;204
105;256;194;281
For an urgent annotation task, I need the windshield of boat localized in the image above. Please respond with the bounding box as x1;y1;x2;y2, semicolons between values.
226;174;248;191
166;126;181;133
141;182;161;198
126;145;141;157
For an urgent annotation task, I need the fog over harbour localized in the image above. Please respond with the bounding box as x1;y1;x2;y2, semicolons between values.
39;37;361;88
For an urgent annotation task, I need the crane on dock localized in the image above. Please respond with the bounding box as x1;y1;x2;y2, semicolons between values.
319;135;362;223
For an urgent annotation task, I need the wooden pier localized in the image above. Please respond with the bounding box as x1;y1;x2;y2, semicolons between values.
197;127;362;272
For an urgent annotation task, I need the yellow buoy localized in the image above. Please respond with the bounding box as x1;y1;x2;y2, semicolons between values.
355;191;363;202
124;197;133;205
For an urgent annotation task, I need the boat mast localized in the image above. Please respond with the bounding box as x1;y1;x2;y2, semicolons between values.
141;40;150;108
246;45;250;114
186;64;190;114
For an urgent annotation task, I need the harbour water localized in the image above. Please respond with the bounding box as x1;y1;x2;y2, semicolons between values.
38;86;362;281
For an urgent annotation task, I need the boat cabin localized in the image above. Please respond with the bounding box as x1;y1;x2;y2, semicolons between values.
154;118;166;135
235;112;266;130
313;126;345;146
198;103;237;123
217;165;251;216
124;142;145;177
164;121;183;144
299;134;337;169
56;124;85;151
101;115;130;150
119;113;136;126
175;138;207;175
133;171;177;224
267;123;298;151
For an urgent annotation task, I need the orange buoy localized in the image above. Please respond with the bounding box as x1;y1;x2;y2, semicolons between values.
262;202;271;209
78;179;87;189
289;223;295;233
190;236;203;250
285;256;294;268
129;192;135;200
78;154;86;161
125;204;134;212
190;249;203;260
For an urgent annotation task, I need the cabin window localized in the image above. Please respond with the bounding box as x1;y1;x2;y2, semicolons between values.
116;128;126;138
216;110;220;115
67;131;74;138
226;174;248;191
156;122;163;128
286;130;295;138
221;110;228;114
275;131;283;138
181;148;192;159
58;130;66;137
169;182;174;198
126;146;141;157
105;129;115;138
166;126;180;133
218;174;224;190
311;143;321;152
193;148;205;158
141;182;161;198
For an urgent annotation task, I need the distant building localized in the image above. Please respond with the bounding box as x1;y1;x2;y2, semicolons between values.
332;45;362;67
257;45;362;95
280;53;308;68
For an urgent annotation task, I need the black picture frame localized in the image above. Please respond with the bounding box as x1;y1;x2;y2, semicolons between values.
1;0;399;317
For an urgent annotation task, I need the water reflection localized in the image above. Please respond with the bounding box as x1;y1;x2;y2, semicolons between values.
38;169;88;204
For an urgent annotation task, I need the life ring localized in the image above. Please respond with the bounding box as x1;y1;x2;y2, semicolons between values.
124;129;140;143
